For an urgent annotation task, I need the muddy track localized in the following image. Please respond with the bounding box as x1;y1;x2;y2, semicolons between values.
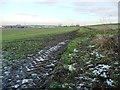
2;30;78;90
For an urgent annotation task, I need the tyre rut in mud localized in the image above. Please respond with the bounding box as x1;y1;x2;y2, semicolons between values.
2;30;78;89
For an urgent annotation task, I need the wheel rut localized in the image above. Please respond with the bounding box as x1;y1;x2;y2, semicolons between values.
2;30;78;89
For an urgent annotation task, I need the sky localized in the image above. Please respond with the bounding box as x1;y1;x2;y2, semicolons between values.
0;0;119;25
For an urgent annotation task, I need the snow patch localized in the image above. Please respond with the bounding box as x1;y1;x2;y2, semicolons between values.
90;51;104;58
22;79;33;84
33;61;37;64
31;73;37;77
38;50;43;54
26;66;31;71
73;49;79;53
12;84;19;88
59;42;65;45
68;65;76;71
93;64;111;78
4;71;10;75
36;57;44;62
106;79;114;86
88;45;95;48
47;63;55;67
43;72;49;76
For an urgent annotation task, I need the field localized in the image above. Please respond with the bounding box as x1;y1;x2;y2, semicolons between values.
2;27;79;60
87;23;119;30
2;27;79;42
2;24;119;89
54;26;119;89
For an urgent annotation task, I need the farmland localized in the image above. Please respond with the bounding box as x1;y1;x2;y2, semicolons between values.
87;23;119;30
2;27;79;42
53;26;119;89
2;27;79;60
2;24;119;89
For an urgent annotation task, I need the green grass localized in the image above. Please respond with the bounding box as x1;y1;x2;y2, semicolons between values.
61;26;118;65
53;25;119;89
61;37;86;64
2;27;79;42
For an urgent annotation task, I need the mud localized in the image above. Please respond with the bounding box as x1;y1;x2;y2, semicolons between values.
2;30;78;90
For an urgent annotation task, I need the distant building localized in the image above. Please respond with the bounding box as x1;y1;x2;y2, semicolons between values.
2;24;60;29
2;24;27;28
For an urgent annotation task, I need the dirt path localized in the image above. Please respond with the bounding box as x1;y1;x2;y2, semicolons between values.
2;30;78;89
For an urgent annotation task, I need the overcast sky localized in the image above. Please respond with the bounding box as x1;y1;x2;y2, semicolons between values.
0;0;119;25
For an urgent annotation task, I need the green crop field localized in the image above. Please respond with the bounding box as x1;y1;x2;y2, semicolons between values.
2;26;79;60
2;27;79;42
87;23;119;30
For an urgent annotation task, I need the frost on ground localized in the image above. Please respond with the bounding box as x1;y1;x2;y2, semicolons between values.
68;64;76;71
93;64;111;78
52;37;119;89
92;64;115;86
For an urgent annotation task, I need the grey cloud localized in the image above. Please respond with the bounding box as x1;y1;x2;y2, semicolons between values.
72;2;117;17
92;8;117;17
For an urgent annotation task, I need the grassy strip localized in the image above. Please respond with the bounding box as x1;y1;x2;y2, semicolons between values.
61;27;118;65
61;37;86;64
50;26;119;88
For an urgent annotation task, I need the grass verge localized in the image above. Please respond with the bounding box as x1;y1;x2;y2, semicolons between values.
51;26;119;89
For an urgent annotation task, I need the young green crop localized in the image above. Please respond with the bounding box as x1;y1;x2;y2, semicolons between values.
2;27;79;42
2;27;79;61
